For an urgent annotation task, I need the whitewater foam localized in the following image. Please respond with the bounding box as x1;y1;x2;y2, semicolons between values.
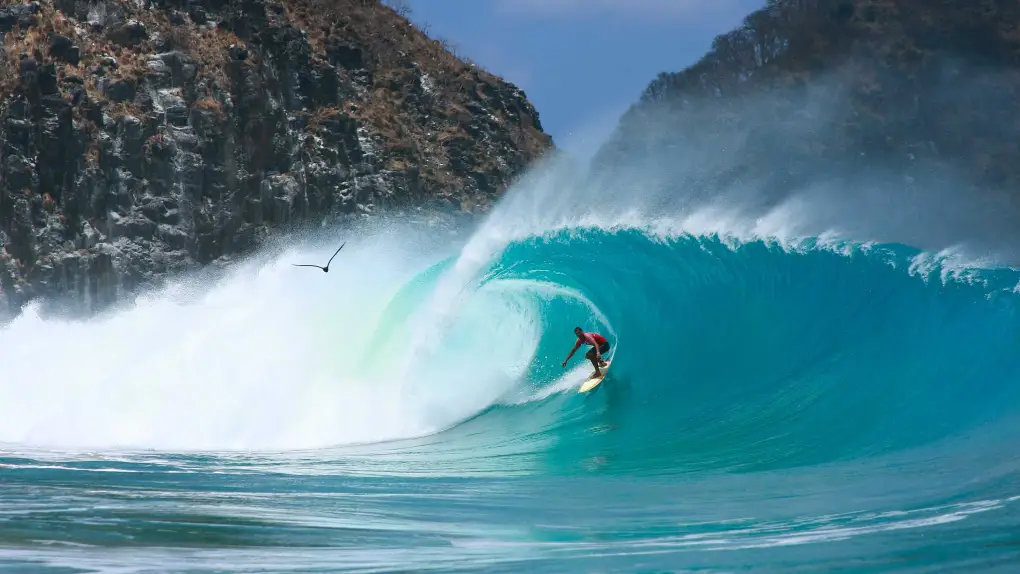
0;228;506;452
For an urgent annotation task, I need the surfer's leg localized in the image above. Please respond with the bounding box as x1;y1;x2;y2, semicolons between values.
598;342;609;367
586;348;602;376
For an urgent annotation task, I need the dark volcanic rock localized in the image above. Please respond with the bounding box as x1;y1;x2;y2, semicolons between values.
0;2;40;33
47;33;80;65
0;0;552;317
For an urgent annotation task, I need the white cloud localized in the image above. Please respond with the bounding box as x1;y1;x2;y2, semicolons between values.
493;0;750;22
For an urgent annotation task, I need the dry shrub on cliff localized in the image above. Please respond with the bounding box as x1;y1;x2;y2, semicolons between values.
50;8;74;35
193;94;226;119
0;0;248;108
148;12;247;88
291;0;513;105
283;0;548;192
104;100;145;119
159;21;196;52
197;27;252;79
1;24;44;78
0;41;17;91
1;4;85;77
308;106;346;127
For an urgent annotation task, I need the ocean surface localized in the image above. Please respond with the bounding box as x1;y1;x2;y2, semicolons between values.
3;163;1020;572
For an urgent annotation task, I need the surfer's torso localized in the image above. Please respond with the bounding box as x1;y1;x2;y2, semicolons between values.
578;332;607;347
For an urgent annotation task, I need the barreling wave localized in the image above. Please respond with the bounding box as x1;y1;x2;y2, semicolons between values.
347;224;1020;477
4;203;1020;485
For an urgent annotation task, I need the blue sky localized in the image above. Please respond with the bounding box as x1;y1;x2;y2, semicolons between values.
398;0;763;164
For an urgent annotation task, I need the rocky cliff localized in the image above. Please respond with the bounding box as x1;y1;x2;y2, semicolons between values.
592;0;1020;219
0;0;552;316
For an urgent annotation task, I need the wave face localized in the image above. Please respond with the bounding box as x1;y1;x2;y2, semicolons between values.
3;167;1020;572
468;229;1020;475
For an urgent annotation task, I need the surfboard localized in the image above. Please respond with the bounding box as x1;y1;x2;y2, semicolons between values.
578;360;611;393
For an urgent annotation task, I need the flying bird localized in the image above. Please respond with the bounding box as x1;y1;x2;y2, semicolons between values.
292;242;345;272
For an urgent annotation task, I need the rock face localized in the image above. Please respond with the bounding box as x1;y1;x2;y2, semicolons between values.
0;0;552;316
592;0;1020;216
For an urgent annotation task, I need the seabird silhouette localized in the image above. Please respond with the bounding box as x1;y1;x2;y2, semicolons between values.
292;242;345;272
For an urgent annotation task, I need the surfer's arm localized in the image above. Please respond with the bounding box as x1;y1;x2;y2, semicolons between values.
562;341;581;366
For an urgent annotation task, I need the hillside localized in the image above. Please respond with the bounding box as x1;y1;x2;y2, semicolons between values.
592;0;1020;219
0;0;552;315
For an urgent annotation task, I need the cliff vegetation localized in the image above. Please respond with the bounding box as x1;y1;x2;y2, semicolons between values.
0;0;552;315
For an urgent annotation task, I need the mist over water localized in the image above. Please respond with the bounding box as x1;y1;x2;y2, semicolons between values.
589;57;1020;266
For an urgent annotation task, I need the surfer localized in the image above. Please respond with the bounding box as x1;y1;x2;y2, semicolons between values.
562;327;610;377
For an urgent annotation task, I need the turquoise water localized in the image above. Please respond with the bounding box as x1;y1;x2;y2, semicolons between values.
3;209;1020;571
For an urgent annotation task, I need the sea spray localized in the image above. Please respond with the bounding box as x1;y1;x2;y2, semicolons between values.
0;223;472;451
